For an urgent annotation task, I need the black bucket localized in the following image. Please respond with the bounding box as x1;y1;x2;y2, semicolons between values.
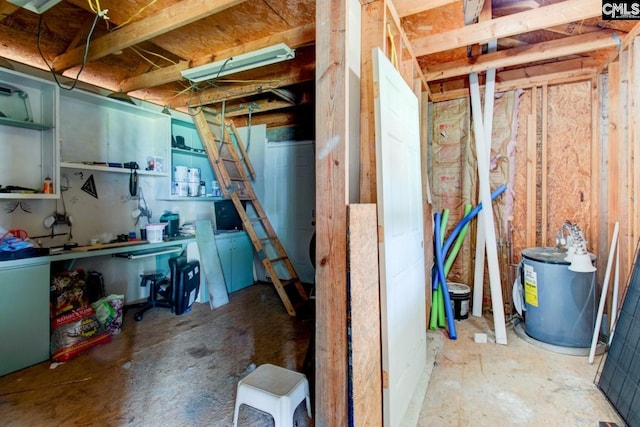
448;282;471;320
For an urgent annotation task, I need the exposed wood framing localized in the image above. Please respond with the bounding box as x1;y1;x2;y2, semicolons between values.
52;0;246;71
393;0;458;17
526;89;537;248
425;31;618;82
597;22;640;75
623;49;633;281
633;40;640;299
590;77;600;261
385;0;430;95
607;59;620;317
360;0;386;203
541;84;548;245
429;58;598;102
412;0;602;57
119;23;317;93
348;204;382;427
166;53;316;108
315;0;349;424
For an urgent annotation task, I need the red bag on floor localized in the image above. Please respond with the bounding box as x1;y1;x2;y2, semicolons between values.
50;306;111;362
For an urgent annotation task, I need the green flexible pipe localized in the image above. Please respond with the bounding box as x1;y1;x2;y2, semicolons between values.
437;283;445;328
443;204;472;276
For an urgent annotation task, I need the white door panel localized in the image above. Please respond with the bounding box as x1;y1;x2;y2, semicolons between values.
373;47;427;426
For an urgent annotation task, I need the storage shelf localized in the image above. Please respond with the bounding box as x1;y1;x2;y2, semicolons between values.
156;196;225;202
0;117;52;130
172;147;208;158
61;162;168;176
0;192;58;200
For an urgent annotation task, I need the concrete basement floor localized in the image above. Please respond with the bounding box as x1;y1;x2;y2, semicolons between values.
418;315;624;427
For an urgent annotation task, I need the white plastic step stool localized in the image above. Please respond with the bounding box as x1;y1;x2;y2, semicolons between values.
232;363;312;427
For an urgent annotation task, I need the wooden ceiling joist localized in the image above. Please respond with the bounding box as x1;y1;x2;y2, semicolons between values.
426;30;618;81
412;0;602;57
119;60;190;93
119;22;315;93
597;21;640;74
51;0;246;72
167;53;315;108
393;0;459;18
209;98;297;118
428;57;598;102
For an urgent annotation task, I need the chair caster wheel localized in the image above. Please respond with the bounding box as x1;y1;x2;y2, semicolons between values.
135;312;143;321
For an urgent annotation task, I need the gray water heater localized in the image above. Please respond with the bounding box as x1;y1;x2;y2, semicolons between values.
521;247;596;348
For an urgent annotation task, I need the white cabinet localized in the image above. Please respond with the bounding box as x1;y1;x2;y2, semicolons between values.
0;68;60;199
59;89;170;176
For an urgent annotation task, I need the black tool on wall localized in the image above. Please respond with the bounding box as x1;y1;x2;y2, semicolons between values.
125;161;139;197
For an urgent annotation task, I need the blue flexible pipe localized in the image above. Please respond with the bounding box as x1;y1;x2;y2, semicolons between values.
433;184;507;291
434;212;457;340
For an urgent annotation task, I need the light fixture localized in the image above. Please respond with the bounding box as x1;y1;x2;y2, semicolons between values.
7;0;63;14
181;43;295;82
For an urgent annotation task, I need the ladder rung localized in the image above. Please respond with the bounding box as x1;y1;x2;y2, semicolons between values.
249;216;267;223
259;237;274;242
280;278;297;287
269;256;286;263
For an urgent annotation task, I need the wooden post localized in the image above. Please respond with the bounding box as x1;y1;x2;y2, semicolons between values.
315;0;351;424
360;0;386;203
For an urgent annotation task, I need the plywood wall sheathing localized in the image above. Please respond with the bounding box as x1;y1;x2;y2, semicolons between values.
511;87;532;256
545;82;593;247
348;204;383;427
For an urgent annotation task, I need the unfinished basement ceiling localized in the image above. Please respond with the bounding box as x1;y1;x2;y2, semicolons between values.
0;0;637;125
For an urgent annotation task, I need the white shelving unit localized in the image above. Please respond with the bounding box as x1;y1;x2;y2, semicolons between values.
59;89;170;177
0;68;60;200
156;110;221;201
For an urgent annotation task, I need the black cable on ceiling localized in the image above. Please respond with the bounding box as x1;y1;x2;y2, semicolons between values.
37;11;101;91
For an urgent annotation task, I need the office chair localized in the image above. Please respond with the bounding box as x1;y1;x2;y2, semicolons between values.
134;256;201;321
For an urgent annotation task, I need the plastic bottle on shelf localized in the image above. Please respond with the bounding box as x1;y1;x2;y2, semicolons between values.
42;177;52;194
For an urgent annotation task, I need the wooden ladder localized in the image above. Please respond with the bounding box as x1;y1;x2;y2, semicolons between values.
190;107;308;316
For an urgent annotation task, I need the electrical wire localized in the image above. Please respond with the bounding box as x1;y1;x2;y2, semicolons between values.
129;45;178;68
112;0;158;30
37;11;103;91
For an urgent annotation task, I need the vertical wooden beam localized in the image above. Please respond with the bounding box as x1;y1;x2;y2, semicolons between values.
624;47;634;283
360;0;386;203
349;204;383;427
590;77;600;261
541;84;548;245
526;87;538;248
607;59;620;319
316;0;350;424
632;39;640;300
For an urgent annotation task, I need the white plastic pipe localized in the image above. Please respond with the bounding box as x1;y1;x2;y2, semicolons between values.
589;221;619;364
472;39;497;318
470;72;507;345
608;239;620;345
